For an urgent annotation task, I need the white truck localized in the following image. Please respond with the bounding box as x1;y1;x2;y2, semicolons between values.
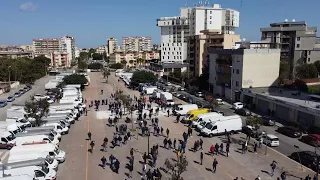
0;131;15;144
0;165;56;180
44;81;58;90
200;115;242;137
175;104;198;116
6;117;32;128
45;114;75;124
23;128;61;141
0;123;22;136
41;122;69;135
192;112;223;128
43;118;71;128
144;87;157;95
160;92;174;106
8;155;59;171
14;134;59;147
10;143;66;163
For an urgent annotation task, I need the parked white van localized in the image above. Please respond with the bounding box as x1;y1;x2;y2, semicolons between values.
8;154;59;171
201;115;242;137
10;143;66;163
41;123;69;135
192;112;222;128
14;134;59;146
0;131;15;144
175;104;198;116
0;165;56;180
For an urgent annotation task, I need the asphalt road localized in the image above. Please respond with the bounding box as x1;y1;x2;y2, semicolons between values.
0;75;53;120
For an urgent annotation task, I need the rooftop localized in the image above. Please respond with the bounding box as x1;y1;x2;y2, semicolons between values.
270;21;307;27
243;87;320;113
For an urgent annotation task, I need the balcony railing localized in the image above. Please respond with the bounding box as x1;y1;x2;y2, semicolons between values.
216;58;232;65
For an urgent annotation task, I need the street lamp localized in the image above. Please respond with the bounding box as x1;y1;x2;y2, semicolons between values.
230;65;233;102
294;145;303;170
8;66;11;90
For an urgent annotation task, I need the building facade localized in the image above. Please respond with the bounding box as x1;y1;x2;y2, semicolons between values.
0;46;34;59
208;49;281;102
157;3;239;64
121;37;152;52
188;30;240;76
107;38;118;56
260;20;320;78
109;51;159;65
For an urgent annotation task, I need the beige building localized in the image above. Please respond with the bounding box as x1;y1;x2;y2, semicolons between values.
34;51;70;68
188;30;240;77
20;45;33;51
107;38;118;56
109;51;159;66
208;49;280;102
122;37;152;52
0;45;34;59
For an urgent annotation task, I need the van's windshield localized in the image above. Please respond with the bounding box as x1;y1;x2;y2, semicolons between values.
185;114;190;119
205;123;213;130
46;156;54;164
51;130;57;135
48;135;54;141
19;119;28;123
7;134;15;141
60;123;65;128
54;147;60;154
41;165;49;174
200;121;206;126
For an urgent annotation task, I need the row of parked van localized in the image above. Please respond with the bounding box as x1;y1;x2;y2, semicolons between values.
0;85;86;179
173;104;243;137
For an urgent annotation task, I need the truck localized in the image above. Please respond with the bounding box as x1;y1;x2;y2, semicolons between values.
6;117;32;128
200;115;242;137
43;118;71;128
152;89;162;99
14;134;59;147
0;123;22;136
22;128;61;141
144;87;157;95
160;92;174;106
44;81;58;90
6;108;29;119
192;112;223;128
175;104;198;116
44;114;75;124
10;143;66;163
41;123;68;135
8;154;59;171
49;110;77;120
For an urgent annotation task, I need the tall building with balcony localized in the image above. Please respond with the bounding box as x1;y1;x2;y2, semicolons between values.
208;49;280;102
188;30;240;77
121;37;152;52
157;3;239;64
107;38;118;56
109;51;159;66
260;20;320;78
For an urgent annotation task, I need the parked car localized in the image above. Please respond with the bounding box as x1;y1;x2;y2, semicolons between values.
7;96;15;102
195;92;204;97
14;92;21;97
18;89;25;95
165;82;172;86
0;142;14;150
242;125;261;138
178;87;185;91
263;134;280;147
276;126;302;138
235;108;251;116
0;101;7;108
233;102;244;109
216;99;224;105
261;116;276;126
289;151;320;171
300;134;320;147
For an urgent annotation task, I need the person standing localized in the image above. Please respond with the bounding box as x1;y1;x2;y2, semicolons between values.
90;140;95;153
167;109;170;117
101;156;107;169
212;158;218;173
226;143;230;157
200;151;203;165
173;138;177;150
87;132;92;141
270;161;276;176
166;128;170;138
199;138;203;150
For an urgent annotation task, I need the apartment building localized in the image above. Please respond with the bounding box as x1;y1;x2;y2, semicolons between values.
260;20;320;78
157;3;239;64
96;46;107;54
32;36;75;68
121;37;152;52
107;38;118;56
109;51;159;65
188;30;240;76
232;40;274;49
34;52;69;68
0;46;34;59
208;49;280;102
20;45;33;51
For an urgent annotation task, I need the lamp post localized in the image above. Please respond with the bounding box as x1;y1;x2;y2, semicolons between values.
8;66;11;90
230;65;233;102
294;145;303;170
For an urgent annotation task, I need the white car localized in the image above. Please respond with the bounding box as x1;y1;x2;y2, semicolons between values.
233;102;244;109
263;134;280;147
195;92;203;97
216;99;224;105
47;99;54;104
165;82;172;86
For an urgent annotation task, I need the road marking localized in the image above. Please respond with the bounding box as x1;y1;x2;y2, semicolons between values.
86;95;91;180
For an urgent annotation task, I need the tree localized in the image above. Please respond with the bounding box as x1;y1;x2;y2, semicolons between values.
24;98;50;126
129;60;134;65
121;60;127;65
293;79;308;92
79;52;89;61
78;60;88;70
62;74;88;90
88;48;96;54
295;64;318;79
109;63;124;69
246;116;262;129
130;70;157;87
92;53;103;60
314;61;320;73
164;155;188;180
88;62;103;70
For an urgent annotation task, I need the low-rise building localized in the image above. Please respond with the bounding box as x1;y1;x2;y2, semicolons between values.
208;48;281;101
34;51;70;68
109;51;160;66
0;46;33;59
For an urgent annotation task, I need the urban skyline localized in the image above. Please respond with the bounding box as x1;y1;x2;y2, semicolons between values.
0;0;320;47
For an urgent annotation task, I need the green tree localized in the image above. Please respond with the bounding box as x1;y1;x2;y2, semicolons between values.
92;53;103;60
121;60;127;65
24;98;50;126
78;60;88;70
129;60;134;65
88;48;96;54
314;61;320;73
164;156;188;180
62;74;88;90
293;79;308;92
79;52;89;61
109;63;124;69
130;70;157;87
88;62;103;70
246;116;262;130
295;64;318;79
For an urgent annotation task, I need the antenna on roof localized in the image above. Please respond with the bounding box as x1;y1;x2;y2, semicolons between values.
285;19;288;22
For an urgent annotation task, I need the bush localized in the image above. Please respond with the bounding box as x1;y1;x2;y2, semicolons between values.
130;70;157;87
109;63;124;69
308;86;320;95
88;62;103;70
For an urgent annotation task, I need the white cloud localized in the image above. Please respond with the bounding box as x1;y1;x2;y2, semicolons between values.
20;2;36;11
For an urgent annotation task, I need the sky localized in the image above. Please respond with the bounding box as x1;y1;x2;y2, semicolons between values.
0;0;320;48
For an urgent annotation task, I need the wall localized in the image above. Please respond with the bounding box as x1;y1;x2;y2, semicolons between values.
241;49;280;88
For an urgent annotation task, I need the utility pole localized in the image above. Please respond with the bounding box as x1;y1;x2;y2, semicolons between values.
8;66;11;90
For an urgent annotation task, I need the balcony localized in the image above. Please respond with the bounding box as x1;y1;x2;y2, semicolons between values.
215;57;232;65
281;48;290;52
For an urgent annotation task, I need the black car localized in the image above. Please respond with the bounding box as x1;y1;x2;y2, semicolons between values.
290;151;320;171
242;125;260;138
235;108;251;116
276;126;302;138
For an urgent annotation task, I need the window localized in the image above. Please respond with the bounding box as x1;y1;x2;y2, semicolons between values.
162;56;164;59
167;56;169;59
210;21;212;24
174;48;175;51
309;51;311;55
233;69;235;73
169;48;170;51
308;58;311;62
297;44;300;48
236;81;239;87
180;56;182;59
210;11;212;14
297;37;300;41
163;52;165;55
210;16;212;19
174;56;175;59
236;69;240;74
179;47;181;50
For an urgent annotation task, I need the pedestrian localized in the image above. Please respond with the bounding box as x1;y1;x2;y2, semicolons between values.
167;109;170;117
254;142;258;154
90;140;95;153
142;163;147;177
200;151;203;165
177;150;181;162
160;127;163;136
173;138;177;150
143;152;147;164
128;163;133;178
280;172;286;180
199;138;203;150
101;156;107;169
241;142;246;154
226;143;230;157
210;144;215;156
220;143;224;153
166;128;170;138
85;108;88;116
87;132;92;141
212;158;218;173
255;175;261;180
147;169;152;180
215;143;219;155
270;161;276;176
314;174;318;180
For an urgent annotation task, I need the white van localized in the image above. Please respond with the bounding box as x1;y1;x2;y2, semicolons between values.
44;119;70;129
0;165;56;180
0;174;34;180
23;128;61;142
201;115;242;137
144;87;157;95
0;131;15;144
8;154;59;171
41;123;69;135
192;112;222;127
14;134;59;146
10;143;66;163
6;117;32;128
45;114;75;124
0;123;22;136
263;134;280;147
175;104;198;116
